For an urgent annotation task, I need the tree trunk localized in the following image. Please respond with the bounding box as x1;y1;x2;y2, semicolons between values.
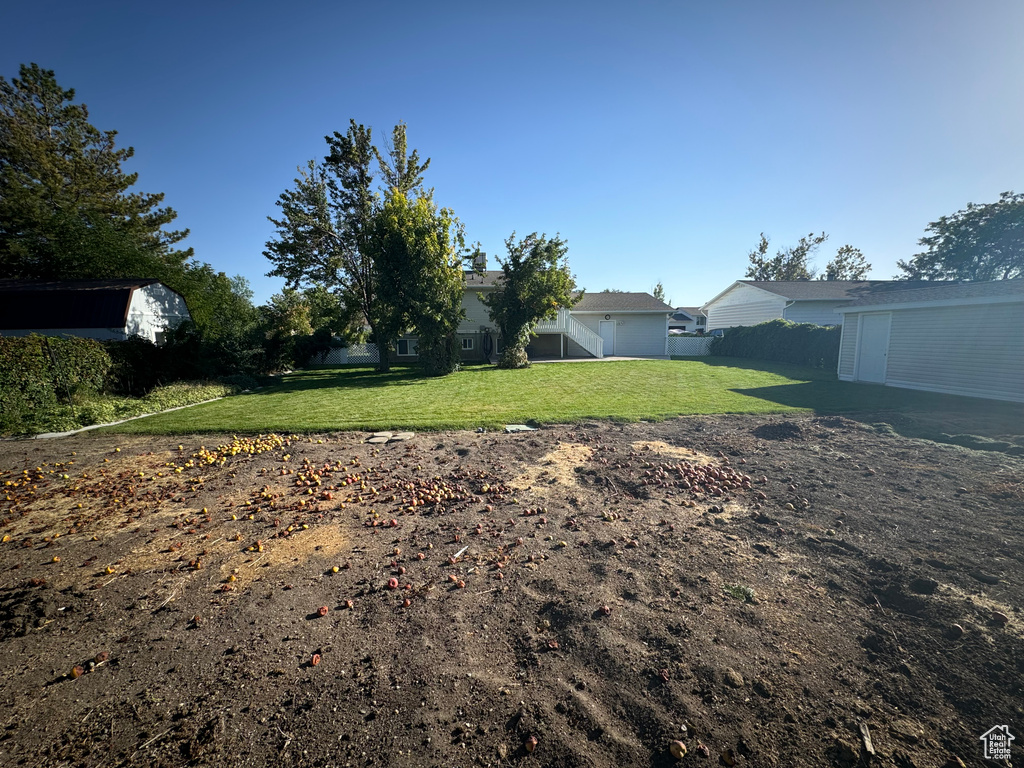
374;338;391;372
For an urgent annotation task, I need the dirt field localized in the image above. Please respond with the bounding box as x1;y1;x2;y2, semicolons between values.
1;415;1022;768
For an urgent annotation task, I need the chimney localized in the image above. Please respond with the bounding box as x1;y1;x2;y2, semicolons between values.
473;252;487;272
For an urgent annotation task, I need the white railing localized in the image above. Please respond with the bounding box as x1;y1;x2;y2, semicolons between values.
667;336;713;356
534;308;604;358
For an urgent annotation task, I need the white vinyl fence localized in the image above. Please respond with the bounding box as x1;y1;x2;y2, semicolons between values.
310;343;381;365
667;336;713;357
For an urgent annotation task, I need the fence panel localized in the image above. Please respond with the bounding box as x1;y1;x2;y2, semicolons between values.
667;336;713;357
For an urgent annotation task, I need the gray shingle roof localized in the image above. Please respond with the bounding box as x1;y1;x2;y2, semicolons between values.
463;272;672;312
462;270;505;287
740;280;944;300
572;292;673;312
843;279;1024;308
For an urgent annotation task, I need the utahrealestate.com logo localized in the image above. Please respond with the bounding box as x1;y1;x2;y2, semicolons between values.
980;725;1014;760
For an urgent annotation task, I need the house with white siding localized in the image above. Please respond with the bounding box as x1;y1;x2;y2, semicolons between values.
394;271;673;362
0;279;191;345
835;279;1024;403
701;280;944;332
669;306;707;334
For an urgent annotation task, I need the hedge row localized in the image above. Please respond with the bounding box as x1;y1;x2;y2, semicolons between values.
0;335;112;435
709;319;841;369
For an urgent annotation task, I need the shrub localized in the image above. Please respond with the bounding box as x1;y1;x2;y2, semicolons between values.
105;336;165;395
709;320;841;369
0;335;111;434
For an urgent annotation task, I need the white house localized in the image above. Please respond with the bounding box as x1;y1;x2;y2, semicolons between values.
0;279;191;344
835;279;1024;402
395;270;673;361
669;306;707;334
701;280;942;332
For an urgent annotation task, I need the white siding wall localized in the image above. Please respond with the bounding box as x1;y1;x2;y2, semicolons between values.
841;302;1024;402
126;284;191;342
705;284;786;330
459;289;494;333
782;300;846;326
571;313;668;356
837;316;857;380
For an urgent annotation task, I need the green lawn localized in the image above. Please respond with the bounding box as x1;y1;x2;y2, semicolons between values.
104;358;1024;436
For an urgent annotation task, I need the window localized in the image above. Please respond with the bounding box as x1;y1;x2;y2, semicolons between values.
461;337;474;351
696;317;706;326
397;338;419;356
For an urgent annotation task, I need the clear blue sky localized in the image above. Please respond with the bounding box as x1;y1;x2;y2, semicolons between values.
4;0;1022;307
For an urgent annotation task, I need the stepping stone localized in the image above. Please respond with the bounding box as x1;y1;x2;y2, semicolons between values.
389;432;415;442
366;436;390;444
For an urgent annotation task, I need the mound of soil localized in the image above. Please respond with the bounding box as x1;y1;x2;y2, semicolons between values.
0;414;1021;767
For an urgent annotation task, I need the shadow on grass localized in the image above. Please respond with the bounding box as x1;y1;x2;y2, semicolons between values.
257;366;428;395
733;382;1024;441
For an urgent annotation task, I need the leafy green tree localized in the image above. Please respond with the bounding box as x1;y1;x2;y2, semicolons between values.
265;121;441;372
368;190;466;375
176;268;258;341
262;288;314;338
0;63;192;280
821;245;871;280
897;191;1024;281
745;232;827;280
480;232;577;369
303;284;348;334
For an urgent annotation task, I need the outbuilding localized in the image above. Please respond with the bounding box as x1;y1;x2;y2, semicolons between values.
835;280;1024;402
0;279;191;344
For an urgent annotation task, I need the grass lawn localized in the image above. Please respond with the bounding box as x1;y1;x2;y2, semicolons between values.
104;358;1024;436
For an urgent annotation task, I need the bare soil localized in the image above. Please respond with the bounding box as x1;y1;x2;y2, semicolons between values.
1;414;1022;768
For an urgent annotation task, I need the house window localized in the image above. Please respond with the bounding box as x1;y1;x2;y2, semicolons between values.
696;317;706;326
397;338;418;356
461;337;474;351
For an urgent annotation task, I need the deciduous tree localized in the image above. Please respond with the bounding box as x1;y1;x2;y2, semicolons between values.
480;233;577;369
745;232;827;280
897;191;1024;281
264;121;446;372
367;190;466;375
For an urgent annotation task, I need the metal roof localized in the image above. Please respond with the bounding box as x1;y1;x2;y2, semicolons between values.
0;279;162;330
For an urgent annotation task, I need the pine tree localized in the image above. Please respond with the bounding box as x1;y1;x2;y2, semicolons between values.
0;63;192;280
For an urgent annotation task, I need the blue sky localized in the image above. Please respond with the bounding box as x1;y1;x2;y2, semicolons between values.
4;1;1022;307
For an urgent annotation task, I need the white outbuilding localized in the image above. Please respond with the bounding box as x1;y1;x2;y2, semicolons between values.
835;279;1024;403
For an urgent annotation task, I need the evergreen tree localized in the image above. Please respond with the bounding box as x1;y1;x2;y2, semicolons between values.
821;245;871;280
0;63;191;280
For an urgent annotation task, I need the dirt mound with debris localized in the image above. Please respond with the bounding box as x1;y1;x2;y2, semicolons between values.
0;415;1021;767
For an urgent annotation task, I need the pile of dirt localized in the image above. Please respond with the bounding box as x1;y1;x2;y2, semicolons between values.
0;414;1021;767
